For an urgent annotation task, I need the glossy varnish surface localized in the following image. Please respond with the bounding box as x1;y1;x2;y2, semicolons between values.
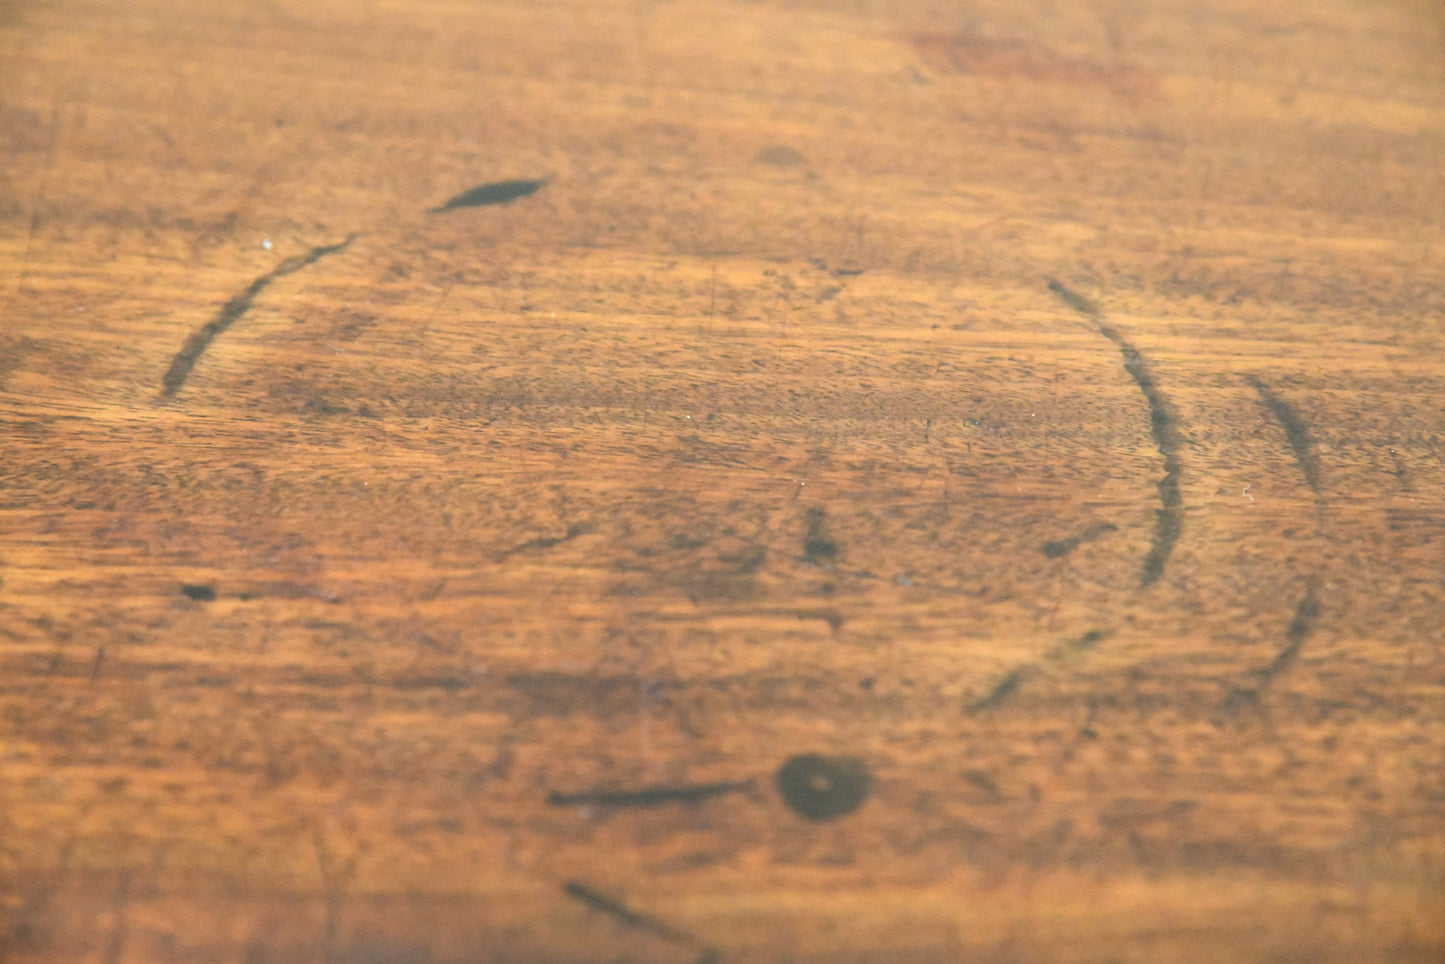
1;1;1443;961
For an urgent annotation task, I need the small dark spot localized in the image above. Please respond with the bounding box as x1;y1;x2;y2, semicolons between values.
181;584;216;601
858;677;875;690
802;506;839;565
1041;538;1073;559
429;178;548;214
775;753;871;821
754;144;807;167
833;267;865;277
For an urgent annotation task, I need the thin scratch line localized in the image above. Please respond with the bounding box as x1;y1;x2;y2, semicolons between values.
14;97;65;299
966;629;1111;714
161;234;359;397
1048;278;1183;588
562;880;718;962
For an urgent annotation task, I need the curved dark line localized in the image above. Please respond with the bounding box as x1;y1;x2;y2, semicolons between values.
1048;278;1182;588
1223;583;1320;710
1248;376;1322;495
161;234;359;397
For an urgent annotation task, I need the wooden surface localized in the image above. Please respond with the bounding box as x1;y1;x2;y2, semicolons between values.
2;0;1444;961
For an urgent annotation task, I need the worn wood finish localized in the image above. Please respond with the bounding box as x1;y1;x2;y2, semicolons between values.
2;1;1444;961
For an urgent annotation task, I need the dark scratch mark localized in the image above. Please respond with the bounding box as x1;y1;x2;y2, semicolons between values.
1046;277;1099;316
429;178;548;214
790;607;844;631
966;668;1024;714
1048;278;1182;588
1062;629;1108;655
1224;585;1320;710
7;836;76;955
90;646;105;682
496;523;590;561
547;779;754;809
1042;521;1119;558
180;583;216;601
962;769;1002;799
1249;377;1322;495
967;629;1111;714
313;828;357;964
563;881;710;956
102;872;130;964
1387;448;1413;492
161;234;359;397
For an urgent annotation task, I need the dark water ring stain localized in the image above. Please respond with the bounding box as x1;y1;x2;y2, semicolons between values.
775;753;871;821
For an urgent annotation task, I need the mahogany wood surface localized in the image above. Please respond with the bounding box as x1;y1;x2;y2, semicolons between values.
2;1;1443;961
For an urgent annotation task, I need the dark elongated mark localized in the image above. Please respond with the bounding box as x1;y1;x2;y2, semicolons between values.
313;828;357;964
180;583;216;601
802;506;839;565
966;629;1109;714
496;523;591;561
429;178;548;214
1249;377;1322;495
1224;585;1320;709
1048;278;1182;588
563;881;717;963
547;779;754;809
161;234;358;397
1042;521;1119;558
102;871;130;964
965;668;1023;713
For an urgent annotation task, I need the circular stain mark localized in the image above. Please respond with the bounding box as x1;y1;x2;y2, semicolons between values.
775;753;871;821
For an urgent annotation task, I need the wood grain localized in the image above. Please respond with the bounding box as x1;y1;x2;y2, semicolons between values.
2;0;1443;961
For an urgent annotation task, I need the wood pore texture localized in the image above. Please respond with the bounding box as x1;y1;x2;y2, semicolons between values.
2;1;1444;961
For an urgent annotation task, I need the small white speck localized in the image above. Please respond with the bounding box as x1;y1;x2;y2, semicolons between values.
261;238;273;251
